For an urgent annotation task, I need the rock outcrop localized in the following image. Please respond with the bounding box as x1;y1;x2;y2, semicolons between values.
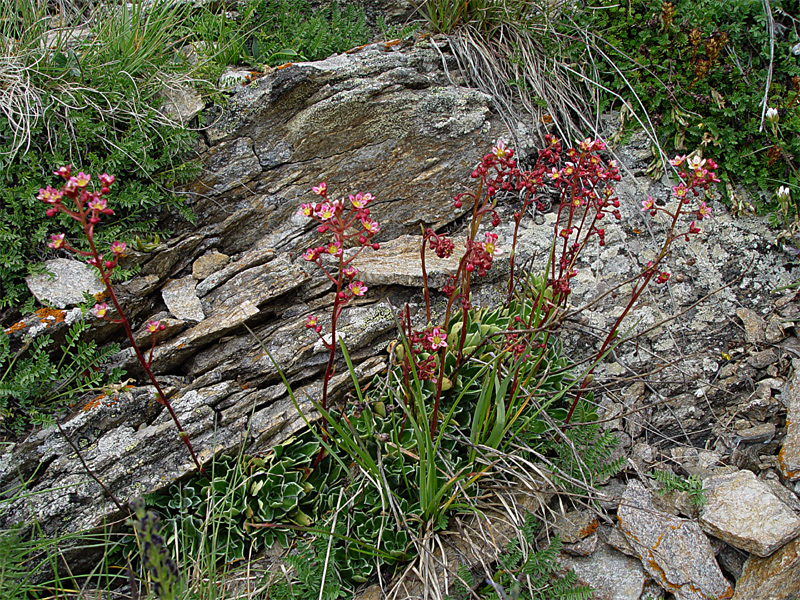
2;37;800;599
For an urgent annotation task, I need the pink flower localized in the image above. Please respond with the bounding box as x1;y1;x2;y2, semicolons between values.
672;184;688;199
99;173;115;187
426;327;447;350
669;155;687;167
62;178;78;195
87;196;108;212
316;203;336;221
361;218;380;235
350;192;373;209
655;272;671;284
312;182;327;196
548;167;561;180
349;281;368;296
73;172;91;187
48;233;66;249
697;201;712;220
688;221;701;234
491;139;510;159
37;186;62;204
343;266;358;278
298;203;314;217
484;232;502;256
147;320;164;333
326;241;342;256
642;196;655;211
93;303;109;318
110;241;126;255
54;165;72;179
303;248;318;261
306;315;318;328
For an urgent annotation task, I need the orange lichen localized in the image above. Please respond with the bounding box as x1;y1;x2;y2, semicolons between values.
345;44;368;54
36;307;67;327
4;320;26;335
579;518;598;538
83;393;107;412
93;291;108;302
275;62;294;70
384;39;401;49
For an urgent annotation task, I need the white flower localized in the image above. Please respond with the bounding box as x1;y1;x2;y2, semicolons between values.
766;106;779;124
777;186;791;202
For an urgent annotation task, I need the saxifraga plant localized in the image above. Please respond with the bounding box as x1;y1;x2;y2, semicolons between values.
38;167;205;474
121;134;721;595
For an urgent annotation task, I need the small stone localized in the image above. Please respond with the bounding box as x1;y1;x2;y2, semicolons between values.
737;308;767;345
597;479;628;511
699;469;800;557
550;510;599;544
747;349;778;369
192;251;231;281
632;441;655;464
162;276;205;322
618;480;732;600
732;537;800;600
779;367;800;481
765;316;786;344
602;525;638;558
563;531;599;556
160;83;205;124
560;542;646;600
25;258;105;309
734;422;775;444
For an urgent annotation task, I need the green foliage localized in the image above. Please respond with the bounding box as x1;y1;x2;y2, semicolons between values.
650;469;708;507
268;535;346;600
0;320;122;435
448;513;592;600
248;0;370;67
141;432;330;563
0;0;203;310
531;401;626;492
568;0;800;211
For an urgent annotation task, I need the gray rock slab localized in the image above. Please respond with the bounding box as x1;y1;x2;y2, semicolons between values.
617;480;732;600
699;470;800;557
560;542;646;600
192;251;230;280
550;510;599;544
196;247;275;297
700;470;800;557
349;234;461;288
732;537;800;600
148;299;260;373
25;258;105;308
203;253;310;313
162;276;205;322
779;367;800;481
191;137;262;196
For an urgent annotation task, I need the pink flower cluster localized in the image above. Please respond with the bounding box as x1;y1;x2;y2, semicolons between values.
38;166;131;317
40;166;116;223
299;184;381;351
